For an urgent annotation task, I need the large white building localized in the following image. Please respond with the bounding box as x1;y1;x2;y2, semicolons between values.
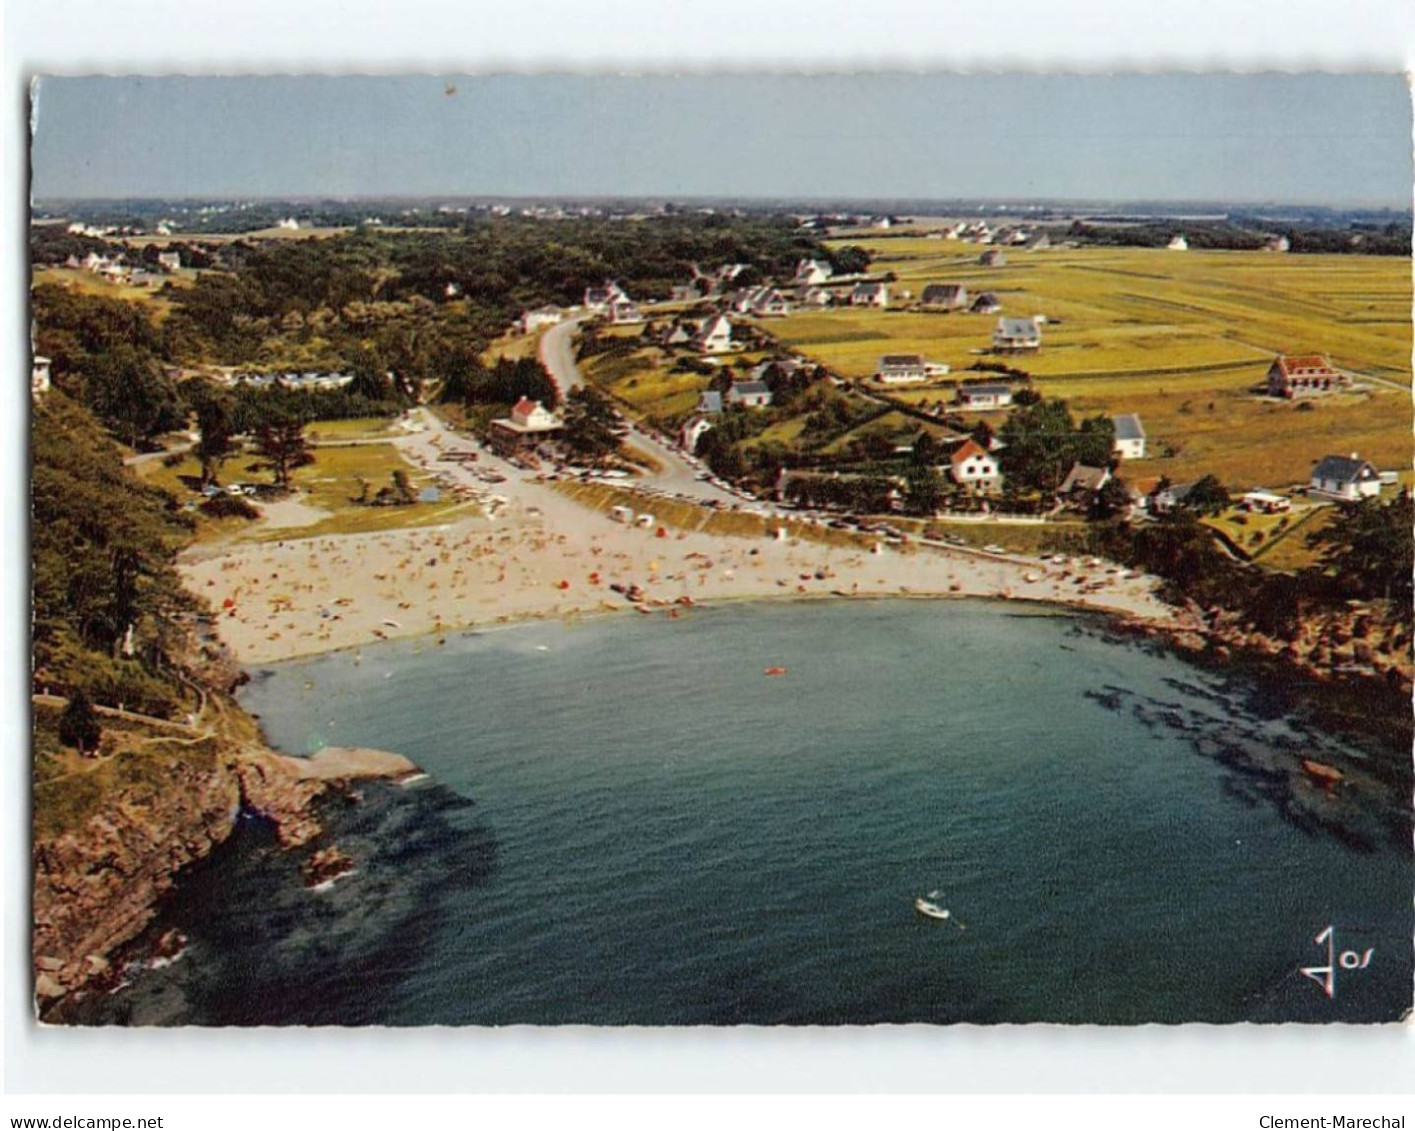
1111;413;1147;461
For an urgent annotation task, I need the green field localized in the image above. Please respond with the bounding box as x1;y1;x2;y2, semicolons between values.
764;241;1412;489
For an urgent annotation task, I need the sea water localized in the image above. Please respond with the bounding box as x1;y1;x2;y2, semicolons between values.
84;601;1412;1025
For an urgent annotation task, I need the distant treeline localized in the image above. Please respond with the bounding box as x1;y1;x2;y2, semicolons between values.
32;215;834;378
1067;218;1411;255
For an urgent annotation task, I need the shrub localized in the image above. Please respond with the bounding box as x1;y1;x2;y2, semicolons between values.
199;495;260;520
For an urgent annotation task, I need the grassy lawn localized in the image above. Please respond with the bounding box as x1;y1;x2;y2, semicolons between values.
482;326;544;364
32;703;225;839
306;417;401;442
1201;500;1324;560
913;516;1079;556
139;440;479;543
1244;506;1337;573
555;481;868;549
33;266;187;321
581;347;717;420
819;239;1412;378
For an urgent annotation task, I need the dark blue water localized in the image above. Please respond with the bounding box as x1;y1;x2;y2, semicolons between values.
87;601;1412;1025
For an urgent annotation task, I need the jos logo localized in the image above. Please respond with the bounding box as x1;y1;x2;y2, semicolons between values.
1300;925;1375;1000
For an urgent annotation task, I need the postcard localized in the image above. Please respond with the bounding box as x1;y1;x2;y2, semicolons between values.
28;72;1413;1026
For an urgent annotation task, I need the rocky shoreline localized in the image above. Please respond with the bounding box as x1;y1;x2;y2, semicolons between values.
1124;600;1413;690
32;730;423;1018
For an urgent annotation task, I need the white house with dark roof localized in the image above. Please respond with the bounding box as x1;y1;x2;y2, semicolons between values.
726;380;774;408
970;292;1002;314
606;299;644;325
1111;413;1147;460
1059;462;1111;498
875;354;929;384
1150;482;1197;514
737;286;791;317
979;249;1006;267
993;317;1041;351
850;281;889;308
956;384;1014;411
519;305;563;334
920;283;969;312
1309;454;1381;501
583;281;628;312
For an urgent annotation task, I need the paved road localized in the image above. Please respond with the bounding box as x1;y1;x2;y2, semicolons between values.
538;314;743;506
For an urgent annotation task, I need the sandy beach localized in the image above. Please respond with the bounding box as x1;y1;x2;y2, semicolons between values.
180;414;1179;666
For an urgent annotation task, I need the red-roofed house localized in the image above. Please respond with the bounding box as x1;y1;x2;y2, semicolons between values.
488;398;564;456
1266;354;1349;398
949;438;1001;492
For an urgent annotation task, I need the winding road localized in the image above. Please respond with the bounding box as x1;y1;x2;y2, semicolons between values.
538;315;743;506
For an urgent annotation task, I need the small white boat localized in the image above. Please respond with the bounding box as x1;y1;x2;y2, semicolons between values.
914;897;952;921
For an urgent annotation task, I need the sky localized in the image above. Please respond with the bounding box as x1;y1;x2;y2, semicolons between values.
28;72;1414;206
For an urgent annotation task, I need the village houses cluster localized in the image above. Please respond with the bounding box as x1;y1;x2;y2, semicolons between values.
501;244;1394;523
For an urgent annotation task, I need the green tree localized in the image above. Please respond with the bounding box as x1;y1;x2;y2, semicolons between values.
194;394;237;487
81;346;185;449
256;409;313;489
561;387;622;463
1089;476;1132;521
912;431;940;467
905;466;944;516
59;689;103;755
1186;474;1231;516
830;245;871;275
1308;492;1414;604
348;350;394;401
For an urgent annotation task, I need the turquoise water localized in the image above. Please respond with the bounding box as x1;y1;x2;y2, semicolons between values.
93;601;1412;1025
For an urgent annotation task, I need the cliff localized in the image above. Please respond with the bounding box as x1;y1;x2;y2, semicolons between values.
31;698;420;1015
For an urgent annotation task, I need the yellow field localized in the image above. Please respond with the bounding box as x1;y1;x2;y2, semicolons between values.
765;241;1412;489
786;240;1412;382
